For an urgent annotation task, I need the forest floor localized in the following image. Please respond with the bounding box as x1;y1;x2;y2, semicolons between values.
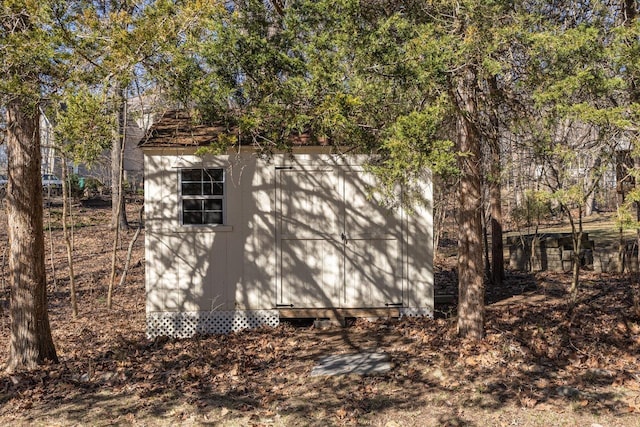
0;200;639;426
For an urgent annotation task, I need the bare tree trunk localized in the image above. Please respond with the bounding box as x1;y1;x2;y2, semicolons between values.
489;141;504;287
60;156;78;317
107;95;131;309
45;205;57;292
5;101;58;371
117;204;144;290
482;206;491;278
107;208;121;310
111;89;129;230
454;67;485;340
566;205;583;305
487;75;504;287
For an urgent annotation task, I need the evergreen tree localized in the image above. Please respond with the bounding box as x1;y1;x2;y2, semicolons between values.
1;0;62;371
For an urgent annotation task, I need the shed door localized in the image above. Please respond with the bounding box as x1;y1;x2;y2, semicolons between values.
342;169;403;307
277;168;342;307
276;166;403;308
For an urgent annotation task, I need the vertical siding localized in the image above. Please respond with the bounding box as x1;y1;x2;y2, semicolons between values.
406;168;434;309
145;151;277;313
144;150;433;315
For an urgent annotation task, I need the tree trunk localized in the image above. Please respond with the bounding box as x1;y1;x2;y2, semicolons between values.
454;67;485;340
111;91;129;230
60;156;78;317
489;140;504;287
566;205;583;306
487;75;504;287
5;101;58;372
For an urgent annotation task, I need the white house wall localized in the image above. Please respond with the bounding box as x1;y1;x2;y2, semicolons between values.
144;148;433;336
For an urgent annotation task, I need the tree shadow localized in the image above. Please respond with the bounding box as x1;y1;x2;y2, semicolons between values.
144;151;432;343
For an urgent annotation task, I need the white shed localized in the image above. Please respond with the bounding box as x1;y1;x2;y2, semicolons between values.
142;111;433;338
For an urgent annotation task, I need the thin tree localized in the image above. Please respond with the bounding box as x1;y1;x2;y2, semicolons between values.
60;155;78;317
108;97;128;309
111;87;129;230
52;86;114;316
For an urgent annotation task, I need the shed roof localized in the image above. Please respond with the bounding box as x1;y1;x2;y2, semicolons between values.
139;110;236;148
140;110;329;148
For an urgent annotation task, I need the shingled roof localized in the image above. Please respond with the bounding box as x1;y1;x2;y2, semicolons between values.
140;109;330;148
139;110;238;148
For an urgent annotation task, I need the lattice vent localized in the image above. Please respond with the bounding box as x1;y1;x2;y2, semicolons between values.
399;307;433;319
146;310;280;339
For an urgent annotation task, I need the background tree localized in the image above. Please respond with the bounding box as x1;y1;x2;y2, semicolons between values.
516;1;627;300
615;0;640;279
52;86;115;317
65;0;213;307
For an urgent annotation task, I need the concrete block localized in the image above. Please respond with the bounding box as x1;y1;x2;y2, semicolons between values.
546;238;560;248
509;246;527;271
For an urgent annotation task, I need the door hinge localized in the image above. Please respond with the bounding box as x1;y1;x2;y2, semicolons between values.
275;166;294;170
275;303;294;308
385;302;403;307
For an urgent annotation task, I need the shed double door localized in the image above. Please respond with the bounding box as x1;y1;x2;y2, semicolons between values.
276;166;403;308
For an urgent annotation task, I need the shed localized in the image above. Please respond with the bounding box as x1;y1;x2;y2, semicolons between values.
141;111;434;338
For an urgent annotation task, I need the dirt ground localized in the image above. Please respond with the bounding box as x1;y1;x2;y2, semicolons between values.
0;200;639;426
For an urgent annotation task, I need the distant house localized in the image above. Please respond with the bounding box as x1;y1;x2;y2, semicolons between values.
141;111;434;338
38;96;154;190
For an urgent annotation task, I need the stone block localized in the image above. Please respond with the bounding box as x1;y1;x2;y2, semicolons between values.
509;246;527;271
547;260;564;272
562;250;573;261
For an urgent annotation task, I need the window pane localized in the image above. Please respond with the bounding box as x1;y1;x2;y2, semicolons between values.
205;169;223;182
181;169;201;182
183;199;202;211
204;199;223;211
183;211;202;224
201;182;214;195
182;183;202;195
201;182;224;196
204;211;223;224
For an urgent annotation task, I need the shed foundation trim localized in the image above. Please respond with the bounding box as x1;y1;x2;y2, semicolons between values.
399;307;434;318
146;310;280;339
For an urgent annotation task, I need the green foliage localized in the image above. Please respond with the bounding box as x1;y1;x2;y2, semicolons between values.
194;133;238;157
0;1;69;108
52;87;114;164
65;173;83;198
615;202;640;231
511;190;555;227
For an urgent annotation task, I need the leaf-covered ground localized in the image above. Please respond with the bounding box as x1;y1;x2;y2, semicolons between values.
0;202;639;426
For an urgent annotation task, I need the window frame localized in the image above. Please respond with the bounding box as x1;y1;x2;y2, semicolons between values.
179;167;226;226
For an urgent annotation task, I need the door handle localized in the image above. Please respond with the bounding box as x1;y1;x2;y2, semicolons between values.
341;232;348;244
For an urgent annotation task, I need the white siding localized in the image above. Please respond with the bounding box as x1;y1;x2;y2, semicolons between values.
144;149;433;315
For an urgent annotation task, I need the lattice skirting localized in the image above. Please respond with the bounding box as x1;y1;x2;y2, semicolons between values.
147;310;280;339
399;307;434;318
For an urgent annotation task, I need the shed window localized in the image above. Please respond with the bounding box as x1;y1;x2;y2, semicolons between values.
180;168;225;225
